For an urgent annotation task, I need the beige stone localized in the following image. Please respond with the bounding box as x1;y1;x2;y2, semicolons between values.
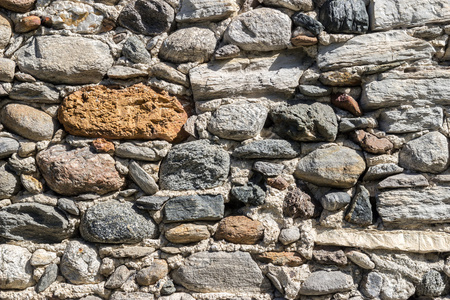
165;224;210;244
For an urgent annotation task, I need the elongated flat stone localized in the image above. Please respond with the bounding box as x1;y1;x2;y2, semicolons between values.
176;0;239;23
379;107;443;133
164;194;224;223
377;173;429;189
232;139;300;159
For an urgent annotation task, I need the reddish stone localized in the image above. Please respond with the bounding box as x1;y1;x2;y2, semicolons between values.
256;252;306;267
283;187;319;219
99;18;115;33
291;35;318;47
352;130;393;154
92;138;115;154
40;16;52;28
266;176;289;190
215;216;264;245
15;15;40;33
313;247;348;265
331;93;362;116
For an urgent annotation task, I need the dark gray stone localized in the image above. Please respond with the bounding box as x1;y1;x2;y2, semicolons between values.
320;190;351;211
416;269;446;297
80;200;158;243
292;12;325;36
118;0;174;36
57;198;80;216
253;161;284;177
129;161;159;195
339;117;377;133
361;272;383;298
164;194;224;223
0;137;19;159
232;140;300;159
271;102;338;142
36;263;58;293
0;203;73;242
214;44;240;60
122;36;152;64
161;279;176;295
231;183;265;206
9;82;60;103
136;196;169;210
105;265;134;289
299;270;353;295
319;0;369;34
345;185;372;226
159;140;230;191
0;161;20;199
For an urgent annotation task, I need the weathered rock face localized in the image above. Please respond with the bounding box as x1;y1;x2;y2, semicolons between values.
164;194;224;222
165;223;210;244
263;0;313;11
16;36;113;85
0;0;34;12
9;82;60;103
345;185;372;226
60;240;102;284
0;58;14;82
58;84;188;142
295;145;366;188
379;107;443;133
224;8;291;51
176;0;238;22
173;251;270;292
122;36;152;64
0;138;19;159
319;0;369;34
0;161;20;199
80;201;157;243
0;13;11;49
37;145;124;196
299;270;353;295
215;216;264;244
232;139;300;159
159;140;230;190
0;245;33;289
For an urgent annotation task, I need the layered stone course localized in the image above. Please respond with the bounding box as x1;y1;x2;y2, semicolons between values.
0;0;450;299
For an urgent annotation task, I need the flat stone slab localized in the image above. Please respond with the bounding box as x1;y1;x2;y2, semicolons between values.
299;270;353;295
232;139;300;159
176;0;238;22
379;107;443;133
164;194;224;223
0;137;19;159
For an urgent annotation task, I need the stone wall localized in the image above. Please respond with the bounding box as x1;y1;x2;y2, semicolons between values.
0;0;450;299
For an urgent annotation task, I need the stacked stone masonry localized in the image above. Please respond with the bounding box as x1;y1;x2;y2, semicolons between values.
0;0;450;299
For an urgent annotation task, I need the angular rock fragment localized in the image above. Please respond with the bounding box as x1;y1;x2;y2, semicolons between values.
330;93;362;116
105;265;133;289
135;196;169;210
215;215;264;245
0;245;33;289
122;36;152;64
0;58;14;82
116;141;171;161
36;264;58;293
319;0;369;34
164;194;224;222
299;270;353;295
416;269;446;297
136;260;168;285
9;82;60;103
320;190;351;211
283;188;318;219
345;185;372;226
377;173;429;189
312;247;347;265
60;240;102;284
253;161;284;177
232;139;300;159
230;183;265;206
129;161;159;195
0;137;19;159
361;272;383;298
292;12;324;36
379;107;443;133
352;130;393;154
176;0;238;22
256;252;305;267
363;163;403;181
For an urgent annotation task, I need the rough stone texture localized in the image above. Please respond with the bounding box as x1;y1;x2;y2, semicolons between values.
263;0;313;11
267;176;290;190
283;188;317;219
165;224;210;244
215;216;264;245
122;36;152;64
0;13;11;49
0;245;33;289
416;269;446;297
330;93;362;117
363;163;404;181
159;27;216;64
36;263;58;293
176;0;239;22
164;194;224;222
295;145;366;188
0;137;19;159
118;0;174;36
80;201;157;243
399;132;449;173
319;0;368;34
345;185;372;226
232;139;300;159
115;141;171;161
37;145;124;196
159;140;230;190
271;102;338;142
0;162;19;199
224;8;291;51
256;252;305;267
380;274;415;300
318;31;434;71
0;58;14;82
230;183;265;206
253;161;284;177
0;203;73;242
30;249;57;266
279;227;301;245
190;50;311;101
105;265;133;289
58;84;188;142
346;250;375;269
0;0;34;12
172;251;270;293
377;186;450;225
313;247;347;265
352;130;393;154
129;161;159;195
369;0;450;31
9;82;60;103
320;190;351;211
379;106;443;133
208;103;268;141
378;173;429;189
136;260;168;285
361;272;383;298
16;36;113;85
214;44;240;60
60;240;102;285
292;12;324;36
136;196;169;210
1;104;55;141
299;271;353;295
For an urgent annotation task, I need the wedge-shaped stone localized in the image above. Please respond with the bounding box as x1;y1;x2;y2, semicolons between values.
295;145;365;188
377;186;450;225
16;36;113;85
379;107;443;133
173;251;271;292
317;31;434;71
164;194;224;223
176;0;239;22
369;0;450;31
190;50;311;101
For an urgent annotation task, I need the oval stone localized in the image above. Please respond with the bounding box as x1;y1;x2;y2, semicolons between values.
0;13;11;49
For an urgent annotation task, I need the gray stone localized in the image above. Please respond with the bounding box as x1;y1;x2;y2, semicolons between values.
135;259;168;285
231;183;265;206
208;103;268;141
363;163;404;181
232;139;300;159
319;0;369;34
299;270;353;295
361;272;383;298
214;44;240;60
8;154;36;174
377;173;429;189
107;66;148;79
160;282;177;296
278;227;301;245
105;265;133;289
9;82;60;103
160;27;216;64
0;58;15;82
118;0;174;36
263;0;314;11
339;117;378;133
253;161;284;177
224;8;291;51
369;0;450;31
299;84;331;96
111;292;156;300
271;102;338;142
377;186;450;225
60;240;102;284
345;250;375;269
345;185;372;226
57;198;80;216
320;190;351;211
164;194;224;223
0;245;33;289
176;0;238;22
0;13;11;50
122;36;152;64
0;137;19;159
116;141;171;161
1;104;56;141
16;36;113;85
80;201;158;243
379;107;443;133
36;263;58;293
399;132;449;173
136;196;169;210
318;31;434;71
416;269;446;297
173;251;270;293
129;161;159;195
149;63;189;87
295;145;366;188
190;50;311;101
20;174;43;194
380;274;415;300
159;140;230;191
292;12;325;36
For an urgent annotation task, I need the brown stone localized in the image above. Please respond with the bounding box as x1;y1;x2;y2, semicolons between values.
352;130;393;154
37;144;125;196
215;216;264;245
58;84;188;142
283;187;319;219
320;70;361;86
291;35;318;47
15;15;40;33
266;176;289;190
92;138;115;154
313;247;348;265
0;0;35;12
256;252;305;267
136;259;168;286
331;93;362;117
165;223;210;244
